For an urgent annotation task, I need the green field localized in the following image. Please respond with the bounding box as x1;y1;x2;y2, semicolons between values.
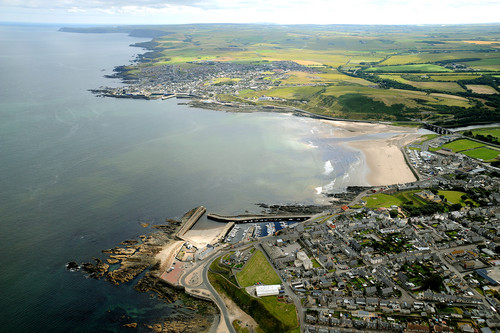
469;127;500;138
362;190;432;209
465;57;500;71
441;139;485;152
236;250;281;287
208;269;298;333
258;296;298;331
438;190;467;205
380;51;500;66
461;147;500;161
76;23;500;125
428;74;482;81
239;86;324;101
393;190;428;207
362;193;403;208
378;75;465;93
365;64;451;73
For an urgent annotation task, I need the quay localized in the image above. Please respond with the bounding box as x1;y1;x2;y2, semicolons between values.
207;212;311;224
211;221;235;245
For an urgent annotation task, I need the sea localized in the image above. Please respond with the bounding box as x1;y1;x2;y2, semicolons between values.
0;24;370;332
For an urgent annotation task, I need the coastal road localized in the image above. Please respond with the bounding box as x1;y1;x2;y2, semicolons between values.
177;248;236;333
202;253;237;333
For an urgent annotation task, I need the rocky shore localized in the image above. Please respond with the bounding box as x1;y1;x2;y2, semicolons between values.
67;208;216;332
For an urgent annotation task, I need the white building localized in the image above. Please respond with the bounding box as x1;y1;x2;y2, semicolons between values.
256;284;281;297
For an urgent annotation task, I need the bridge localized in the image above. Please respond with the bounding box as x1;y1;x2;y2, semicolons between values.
422;123;453;135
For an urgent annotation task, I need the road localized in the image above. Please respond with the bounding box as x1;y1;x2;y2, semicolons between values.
178;248;236;333
202;256;236;333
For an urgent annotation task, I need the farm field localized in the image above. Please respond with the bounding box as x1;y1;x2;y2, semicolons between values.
85;23;500;125
365;64;451;73
464;57;500;71
239;86;324;101
378;75;465;93
236;250;281;287
428;74;482;81
380;51;500;66
466;85;499;94
322;86;472;108
468;127;500;138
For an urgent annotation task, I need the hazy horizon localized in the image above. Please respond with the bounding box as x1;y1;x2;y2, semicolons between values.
1;0;500;26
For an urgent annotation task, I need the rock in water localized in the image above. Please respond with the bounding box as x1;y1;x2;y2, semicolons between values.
66;261;79;271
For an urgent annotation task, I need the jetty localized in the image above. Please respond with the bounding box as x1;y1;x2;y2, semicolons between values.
176;206;206;240
207;213;311;224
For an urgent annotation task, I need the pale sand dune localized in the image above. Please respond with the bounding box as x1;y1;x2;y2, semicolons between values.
322;120;422;186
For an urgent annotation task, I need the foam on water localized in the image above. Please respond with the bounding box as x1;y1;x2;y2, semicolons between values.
323;160;334;175
306;141;318;148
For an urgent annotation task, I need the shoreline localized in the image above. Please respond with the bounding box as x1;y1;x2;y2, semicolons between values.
90;91;427;189
321;120;423;187
185;99;425;187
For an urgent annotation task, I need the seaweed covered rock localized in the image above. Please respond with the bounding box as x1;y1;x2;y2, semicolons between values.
81;258;109;279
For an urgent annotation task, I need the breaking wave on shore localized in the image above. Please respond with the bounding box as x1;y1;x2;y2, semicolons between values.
323;160;334;175
315;153;365;196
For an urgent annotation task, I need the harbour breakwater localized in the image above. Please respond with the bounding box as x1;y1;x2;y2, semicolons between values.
207;212;312;224
176;206;206;240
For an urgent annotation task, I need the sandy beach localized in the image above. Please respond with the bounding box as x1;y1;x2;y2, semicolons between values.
322;120;423;186
183;226;227;248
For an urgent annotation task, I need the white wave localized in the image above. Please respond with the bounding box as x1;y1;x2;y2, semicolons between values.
306;141;318;149
315;186;323;195
323;160;334;175
322;180;336;192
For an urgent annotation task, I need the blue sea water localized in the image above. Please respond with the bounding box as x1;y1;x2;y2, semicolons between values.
0;24;366;332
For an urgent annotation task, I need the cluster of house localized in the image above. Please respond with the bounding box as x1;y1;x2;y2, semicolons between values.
406;134;494;180
95;60;320;99
304;322;495;333
255;171;500;332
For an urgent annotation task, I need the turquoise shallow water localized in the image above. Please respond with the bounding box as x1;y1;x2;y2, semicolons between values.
0;25;365;331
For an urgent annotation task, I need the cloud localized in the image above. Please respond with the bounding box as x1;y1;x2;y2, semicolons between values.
1;0;499;24
0;0;208;10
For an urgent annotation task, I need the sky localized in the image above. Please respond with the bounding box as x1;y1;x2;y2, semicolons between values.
1;0;500;25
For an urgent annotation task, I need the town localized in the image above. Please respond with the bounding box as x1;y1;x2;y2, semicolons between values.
142;128;500;333
70;23;500;332
92;60;321;101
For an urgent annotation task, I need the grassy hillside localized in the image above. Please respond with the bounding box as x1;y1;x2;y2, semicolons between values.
84;23;500;126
